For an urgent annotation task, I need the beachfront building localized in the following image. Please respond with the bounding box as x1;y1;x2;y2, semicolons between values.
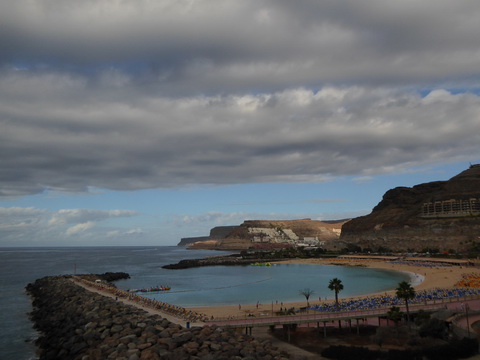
421;197;480;218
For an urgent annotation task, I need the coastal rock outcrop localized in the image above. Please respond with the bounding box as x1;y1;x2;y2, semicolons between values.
177;236;210;247
78;271;130;283
162;255;258;269
162;252;289;269
340;165;480;253
184;219;346;251
178;226;240;247
26;275;292;360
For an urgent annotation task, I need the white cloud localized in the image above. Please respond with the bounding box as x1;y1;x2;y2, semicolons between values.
352;176;374;184
126;228;143;235
170;210;330;228
48;209;139;226
0;207;46;232
0;207;45;217
65;221;95;236
0;207;141;245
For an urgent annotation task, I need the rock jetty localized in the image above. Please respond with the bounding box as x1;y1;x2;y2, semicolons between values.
162;254;285;269
162;254;262;269
77;271;130;283
26;275;292;360
162;248;329;269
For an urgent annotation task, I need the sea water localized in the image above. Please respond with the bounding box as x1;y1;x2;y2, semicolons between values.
0;246;411;359
118;263;412;307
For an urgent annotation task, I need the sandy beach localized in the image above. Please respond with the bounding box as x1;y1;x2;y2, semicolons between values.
188;257;475;320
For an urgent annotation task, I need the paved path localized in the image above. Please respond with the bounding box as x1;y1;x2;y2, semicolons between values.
72;278;204;327
208;297;480;329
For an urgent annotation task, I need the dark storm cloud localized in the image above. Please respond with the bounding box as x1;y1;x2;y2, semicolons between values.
1;1;480;197
2;1;480;92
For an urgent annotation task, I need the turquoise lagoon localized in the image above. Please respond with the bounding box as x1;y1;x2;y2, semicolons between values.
116;261;414;307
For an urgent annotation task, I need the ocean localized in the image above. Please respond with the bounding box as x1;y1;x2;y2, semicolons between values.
0;246;411;359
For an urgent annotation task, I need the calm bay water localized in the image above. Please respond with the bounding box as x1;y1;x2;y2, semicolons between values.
0;246;411;359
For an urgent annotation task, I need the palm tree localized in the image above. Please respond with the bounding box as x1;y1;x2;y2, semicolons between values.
328;278;343;310
299;288;315;307
387;306;403;333
396;281;415;324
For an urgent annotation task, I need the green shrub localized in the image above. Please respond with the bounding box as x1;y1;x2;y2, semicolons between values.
320;345;381;360
423;337;479;359
449;337;479;359
320;337;478;360
419;318;448;339
387;349;422;360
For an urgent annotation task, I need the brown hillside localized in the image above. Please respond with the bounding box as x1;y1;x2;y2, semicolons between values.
189;219;347;250
340;165;480;253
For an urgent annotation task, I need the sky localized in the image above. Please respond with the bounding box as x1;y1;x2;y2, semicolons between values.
1;1;479;247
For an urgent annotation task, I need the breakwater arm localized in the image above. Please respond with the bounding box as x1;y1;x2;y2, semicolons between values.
26;275;292;360
162;248;333;269
72;271;130;283
162;254;284;269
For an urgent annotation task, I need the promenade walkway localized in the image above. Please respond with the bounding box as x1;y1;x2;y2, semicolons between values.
207;296;480;330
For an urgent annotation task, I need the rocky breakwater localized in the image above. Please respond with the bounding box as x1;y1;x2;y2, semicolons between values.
162;254;287;269
162;254;261;269
26;275;292;360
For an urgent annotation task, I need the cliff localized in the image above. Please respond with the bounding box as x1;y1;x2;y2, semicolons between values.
340;165;480;253
178;236;209;247
178;226;240;247
187;219;347;250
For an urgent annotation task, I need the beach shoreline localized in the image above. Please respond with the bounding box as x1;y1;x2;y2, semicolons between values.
188;257;473;319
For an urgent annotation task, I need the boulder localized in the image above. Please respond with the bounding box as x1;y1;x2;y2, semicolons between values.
26;275;293;359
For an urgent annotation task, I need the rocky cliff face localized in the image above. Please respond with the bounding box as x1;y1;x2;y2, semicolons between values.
178;236;209;247
188;219;347;250
178;226;240;247
340;165;480;253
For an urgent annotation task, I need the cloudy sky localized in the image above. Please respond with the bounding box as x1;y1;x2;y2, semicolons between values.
1;0;479;246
